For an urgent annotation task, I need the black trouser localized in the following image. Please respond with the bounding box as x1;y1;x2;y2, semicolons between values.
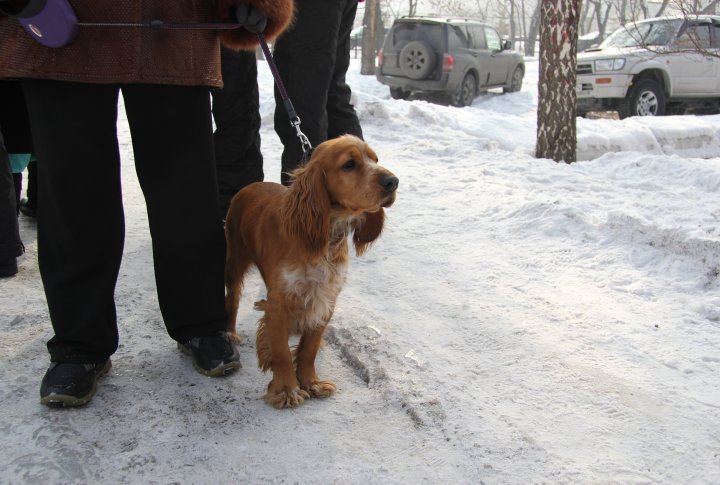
22;80;228;363
273;0;363;185
11;172;21;213
0;129;23;261
0;80;30;259
212;47;263;216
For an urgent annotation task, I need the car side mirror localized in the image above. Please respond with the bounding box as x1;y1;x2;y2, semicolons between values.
502;39;512;51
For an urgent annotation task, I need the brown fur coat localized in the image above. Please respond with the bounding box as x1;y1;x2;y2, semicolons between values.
0;0;294;88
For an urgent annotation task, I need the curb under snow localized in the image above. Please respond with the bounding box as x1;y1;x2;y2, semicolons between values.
578;114;720;161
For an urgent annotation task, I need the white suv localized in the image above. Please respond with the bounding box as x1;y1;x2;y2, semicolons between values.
576;15;720;118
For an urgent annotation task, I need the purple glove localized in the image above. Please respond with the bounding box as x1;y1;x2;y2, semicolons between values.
232;4;267;33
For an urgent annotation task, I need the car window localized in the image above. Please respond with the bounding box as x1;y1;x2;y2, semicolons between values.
448;25;469;49
602;19;681;48
461;25;474;48
676;22;712;49
468;26;486;49
715;23;720;48
391;22;443;48
484;27;501;51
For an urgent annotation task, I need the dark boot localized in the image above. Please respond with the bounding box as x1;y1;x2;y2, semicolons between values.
0;258;18;277
40;360;112;408
178;333;240;377
19;198;36;218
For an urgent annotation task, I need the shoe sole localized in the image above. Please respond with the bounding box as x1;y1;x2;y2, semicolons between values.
177;342;241;378
40;360;112;408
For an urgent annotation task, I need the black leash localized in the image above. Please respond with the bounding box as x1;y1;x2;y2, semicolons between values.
76;20;241;30
255;32;314;163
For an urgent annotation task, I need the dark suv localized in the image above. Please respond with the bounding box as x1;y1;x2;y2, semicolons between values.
376;17;525;106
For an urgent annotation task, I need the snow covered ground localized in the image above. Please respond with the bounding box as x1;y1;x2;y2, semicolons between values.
1;57;719;484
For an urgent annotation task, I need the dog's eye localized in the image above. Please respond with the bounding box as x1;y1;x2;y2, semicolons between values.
342;159;356;171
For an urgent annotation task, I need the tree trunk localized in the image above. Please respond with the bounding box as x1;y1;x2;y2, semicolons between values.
510;0;516;46
520;0;528;52
617;0;628;25
525;2;541;56
655;0;670;17
408;0;418;16
589;0;612;43
578;0;590;35
536;0;581;163
700;0;720;14
361;0;383;75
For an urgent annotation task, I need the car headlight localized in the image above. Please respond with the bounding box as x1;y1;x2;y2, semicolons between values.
594;58;625;72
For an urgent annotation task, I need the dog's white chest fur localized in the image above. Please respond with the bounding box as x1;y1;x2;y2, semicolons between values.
281;258;348;333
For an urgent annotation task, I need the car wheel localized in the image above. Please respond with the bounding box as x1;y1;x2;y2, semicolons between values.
618;79;666;118
399;41;436;80
503;66;524;93
452;73;477;107
389;87;411;100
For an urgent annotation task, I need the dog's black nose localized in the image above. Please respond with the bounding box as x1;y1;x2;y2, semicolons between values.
380;175;399;193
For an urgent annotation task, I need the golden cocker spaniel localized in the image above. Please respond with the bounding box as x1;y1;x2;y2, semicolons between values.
225;135;398;409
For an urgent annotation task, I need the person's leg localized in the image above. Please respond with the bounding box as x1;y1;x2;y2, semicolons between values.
123;84;239;377
121;84;228;343
23;80;124;363
272;0;344;184
326;0;363;140
212;47;263;216
0;129;23;277
20;158;38;216
11;171;21;213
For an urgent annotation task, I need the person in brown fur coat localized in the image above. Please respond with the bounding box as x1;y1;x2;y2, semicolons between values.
0;0;294;408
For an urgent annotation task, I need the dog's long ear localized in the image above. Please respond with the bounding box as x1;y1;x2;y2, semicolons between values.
283;163;331;256
353;209;385;256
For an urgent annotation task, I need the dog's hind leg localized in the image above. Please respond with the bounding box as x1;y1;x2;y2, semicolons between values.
224;244;252;345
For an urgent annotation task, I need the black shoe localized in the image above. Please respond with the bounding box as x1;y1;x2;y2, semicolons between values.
19;198;36;218
40;360;111;408
0;258;18;278
178;333;241;377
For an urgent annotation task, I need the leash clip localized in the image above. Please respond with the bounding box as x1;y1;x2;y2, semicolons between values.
291;116;313;162
258;32;314;163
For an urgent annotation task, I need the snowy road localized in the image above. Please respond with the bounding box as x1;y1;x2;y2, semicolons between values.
1;58;719;484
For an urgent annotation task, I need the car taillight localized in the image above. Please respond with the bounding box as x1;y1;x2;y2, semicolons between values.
377;49;383;67
442;53;454;72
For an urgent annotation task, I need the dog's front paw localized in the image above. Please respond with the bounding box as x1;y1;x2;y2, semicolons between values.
263;387;311;409
302;380;336;398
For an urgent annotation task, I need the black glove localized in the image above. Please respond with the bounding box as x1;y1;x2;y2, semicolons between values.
232;4;267;33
